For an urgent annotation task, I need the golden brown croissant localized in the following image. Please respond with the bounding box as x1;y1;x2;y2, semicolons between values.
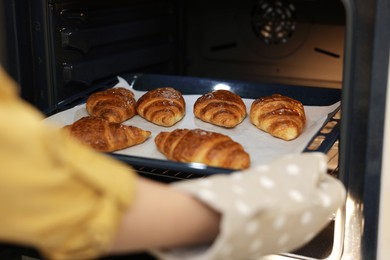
136;87;186;127
63;116;151;152
86;87;137;123
155;128;250;170
250;94;306;141
193;90;246;128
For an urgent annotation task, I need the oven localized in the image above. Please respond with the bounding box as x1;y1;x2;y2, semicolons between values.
0;0;389;259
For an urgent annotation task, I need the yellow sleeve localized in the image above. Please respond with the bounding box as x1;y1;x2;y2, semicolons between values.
0;67;137;260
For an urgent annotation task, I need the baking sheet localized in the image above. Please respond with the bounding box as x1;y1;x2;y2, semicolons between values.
44;76;340;167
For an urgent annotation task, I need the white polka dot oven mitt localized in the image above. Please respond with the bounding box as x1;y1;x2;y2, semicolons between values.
152;152;346;260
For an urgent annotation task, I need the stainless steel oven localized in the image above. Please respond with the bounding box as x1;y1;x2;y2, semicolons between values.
0;0;389;259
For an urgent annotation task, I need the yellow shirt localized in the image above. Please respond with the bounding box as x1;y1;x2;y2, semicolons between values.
0;67;136;260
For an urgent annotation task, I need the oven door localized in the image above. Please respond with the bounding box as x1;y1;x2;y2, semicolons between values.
378;58;390;260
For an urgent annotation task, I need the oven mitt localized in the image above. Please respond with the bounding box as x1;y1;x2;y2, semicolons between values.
151;152;346;260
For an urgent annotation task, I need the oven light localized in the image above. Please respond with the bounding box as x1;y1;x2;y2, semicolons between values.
213;83;231;91
188;162;208;169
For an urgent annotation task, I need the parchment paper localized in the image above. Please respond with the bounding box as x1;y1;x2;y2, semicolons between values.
44;76;340;167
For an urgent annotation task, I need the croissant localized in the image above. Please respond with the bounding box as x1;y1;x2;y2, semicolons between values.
193;90;246;128
63;116;151;152
155;128;250;170
136;87;186;127
86;87;137;123
250;94;306;141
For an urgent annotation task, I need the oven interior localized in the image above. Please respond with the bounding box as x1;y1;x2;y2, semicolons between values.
3;0;345;111
1;0;349;259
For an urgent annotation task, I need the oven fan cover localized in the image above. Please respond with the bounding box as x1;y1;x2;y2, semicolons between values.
251;0;297;46
202;0;312;59
186;0;345;87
